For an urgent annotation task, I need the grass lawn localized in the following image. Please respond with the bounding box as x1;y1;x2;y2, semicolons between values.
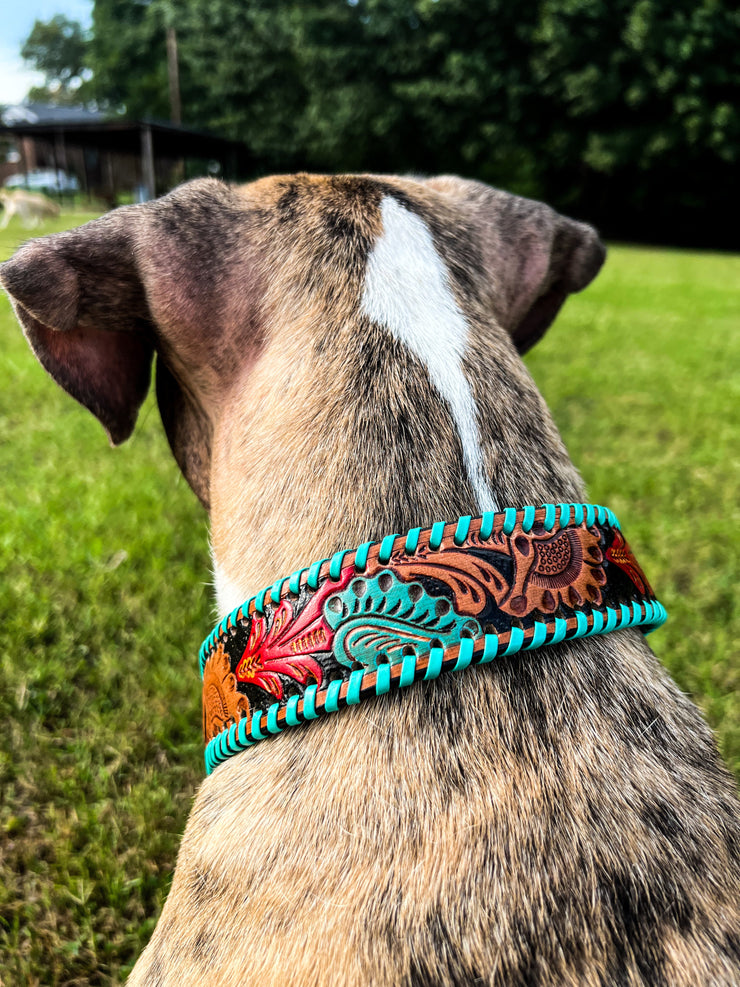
0;210;738;984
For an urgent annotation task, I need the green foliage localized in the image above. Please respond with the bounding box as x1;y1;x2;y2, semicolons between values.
293;0;542;186
23;84;90;108
0;211;737;982
20;15;92;105
89;0;174;120
532;0;739;170
180;0;308;165
526;0;740;240
18;2;739;242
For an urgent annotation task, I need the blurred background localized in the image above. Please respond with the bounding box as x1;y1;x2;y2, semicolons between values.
1;0;739;247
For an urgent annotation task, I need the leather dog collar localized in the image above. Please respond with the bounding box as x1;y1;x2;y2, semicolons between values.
200;503;666;774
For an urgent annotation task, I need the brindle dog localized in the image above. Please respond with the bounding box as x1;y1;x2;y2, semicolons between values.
2;175;738;986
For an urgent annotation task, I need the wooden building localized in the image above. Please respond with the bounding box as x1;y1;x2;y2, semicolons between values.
0;103;251;204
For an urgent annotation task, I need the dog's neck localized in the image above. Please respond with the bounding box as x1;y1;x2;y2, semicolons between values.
209;313;583;616
207;184;586;613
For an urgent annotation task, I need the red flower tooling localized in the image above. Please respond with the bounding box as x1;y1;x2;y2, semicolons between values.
234;567;354;698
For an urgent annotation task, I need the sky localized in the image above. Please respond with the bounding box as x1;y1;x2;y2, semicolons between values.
0;0;92;105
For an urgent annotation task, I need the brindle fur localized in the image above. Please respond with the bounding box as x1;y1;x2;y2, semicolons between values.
1;174;738;986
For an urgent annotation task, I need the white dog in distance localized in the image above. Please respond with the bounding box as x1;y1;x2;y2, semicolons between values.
0;189;60;230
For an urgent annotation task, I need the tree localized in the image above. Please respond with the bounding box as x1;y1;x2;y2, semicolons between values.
295;0;544;187
21;15;92;105
527;0;740;243
88;0;173;119
179;0;309;167
26;0;738;245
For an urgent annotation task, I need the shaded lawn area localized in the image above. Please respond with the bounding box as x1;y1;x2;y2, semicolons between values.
0;211;738;984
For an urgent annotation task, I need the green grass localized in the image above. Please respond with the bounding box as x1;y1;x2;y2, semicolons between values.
527;242;740;780
0;213;212;984
0;212;738;984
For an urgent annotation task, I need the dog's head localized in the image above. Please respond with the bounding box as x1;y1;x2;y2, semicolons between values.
0;175;604;515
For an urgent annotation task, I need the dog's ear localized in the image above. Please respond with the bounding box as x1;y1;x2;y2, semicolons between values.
423;177;606;354
0;180;253;510
155;360;212;509
0;210;154;446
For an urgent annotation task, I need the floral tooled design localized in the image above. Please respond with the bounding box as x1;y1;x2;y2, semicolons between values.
234;568;355;699
503;524;606;615
606;529;653;597
323;569;480;668
391;521;606;619
387;547;508;616
235;602;324;699
202;642;250;743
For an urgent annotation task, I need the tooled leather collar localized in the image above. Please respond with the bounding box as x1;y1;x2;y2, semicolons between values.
200;503;666;774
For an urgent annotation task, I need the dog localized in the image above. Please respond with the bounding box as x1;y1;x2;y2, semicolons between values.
0;188;60;229
1;174;739;986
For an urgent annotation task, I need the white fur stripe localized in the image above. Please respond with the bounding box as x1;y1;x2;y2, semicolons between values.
361;196;498;513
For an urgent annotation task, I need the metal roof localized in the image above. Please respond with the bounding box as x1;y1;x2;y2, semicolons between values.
0;106;248;160
1;103;105;126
